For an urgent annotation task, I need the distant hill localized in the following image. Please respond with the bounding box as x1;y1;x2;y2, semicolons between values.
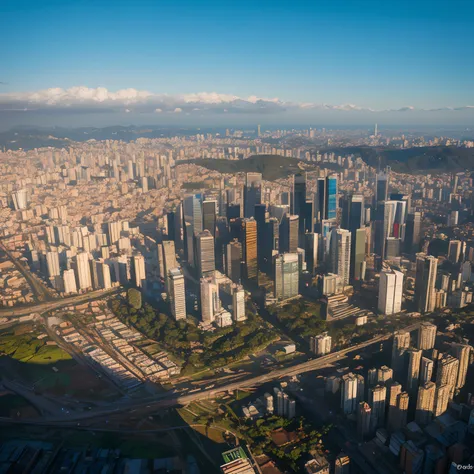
188;155;340;181
320;146;474;173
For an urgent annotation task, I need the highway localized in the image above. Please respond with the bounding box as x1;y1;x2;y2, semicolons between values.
0;287;123;318
0;241;51;302
6;323;420;427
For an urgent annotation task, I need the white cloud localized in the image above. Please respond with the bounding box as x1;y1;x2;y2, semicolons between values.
0;86;472;116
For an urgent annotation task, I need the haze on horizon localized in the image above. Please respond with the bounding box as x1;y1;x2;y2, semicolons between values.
1;0;473;130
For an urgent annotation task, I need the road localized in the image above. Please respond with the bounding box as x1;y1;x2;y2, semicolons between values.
0;241;51;302
5;323;420;427
0;287;123;318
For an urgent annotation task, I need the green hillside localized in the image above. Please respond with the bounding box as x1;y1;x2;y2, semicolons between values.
187;155;339;181
321;146;474;173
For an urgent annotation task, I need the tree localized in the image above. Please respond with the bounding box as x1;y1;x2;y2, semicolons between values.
127;288;142;310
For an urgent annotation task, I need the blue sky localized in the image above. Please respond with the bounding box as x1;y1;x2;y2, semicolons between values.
1;0;473;128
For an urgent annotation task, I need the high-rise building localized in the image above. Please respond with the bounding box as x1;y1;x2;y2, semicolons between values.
329;229;351;285
376;171;389;205
377;365;393;385
232;285;246;322
304;232;319;275
183;194;203;234
132;254;146;288
243;172;262;218
451;343;471;389
63;268;77;294
96;261;112;289
378;268;404;315
448;240;462;263
434;384;450;417
241;218;258;281
162;240;178;286
326;175;338;220
392;331;410;378
404;212;422;254
279;214;299;254
310;332;332;356
387;382;402;432
46;251;60;277
369;385;387;429
200;274;220;324
353;228;366;281
225;239;242;283
274;253;299;300
291;172;308;245
341;373;358;415
107;221;122;245
406;348;422;395
168;268;186;321
417;322;437;350
75;252;92;290
420;357;434;385
415;254;438;314
415;381;436;425
195;230;215;277
435;354;459;400
202;200;217;238
357;401;372;440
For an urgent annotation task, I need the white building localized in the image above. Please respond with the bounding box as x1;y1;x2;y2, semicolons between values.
329;229;351;285
232;285;246;322
378;268;404;315
63;269;77;294
310;332;332;356
168;268;186;321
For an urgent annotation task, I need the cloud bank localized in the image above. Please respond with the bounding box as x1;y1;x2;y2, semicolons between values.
0;86;473;116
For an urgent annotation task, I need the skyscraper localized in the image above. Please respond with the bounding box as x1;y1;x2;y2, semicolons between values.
279;214;299;253
183;194;203;234
392;331;410;378
369;385;387;429
329;228;351;285
304;232;319;275
326;175;338;220
168;268;186;321
378;268;404;315
200;274;220;324
405;212;422;253
202;200;217;238
75;252;92;290
132;254;146;288
420;357;434;385
387;382;402;432
274;253;299;300
63;268;77;294
357;402;372;440
46;251;60;278
376;171;389;205
241;218;258;281
341;373;358;415
415;254;438;314
417;322;437;350
415;382;436;425
232;285;246;322
406;348;422;396
435;353;459;399
434;384;450;417
195;230;215;277
448;240;462;263
225;239;242;283
291;172;308;244
353;228;366;281
451;343;471;389
243;172;262;218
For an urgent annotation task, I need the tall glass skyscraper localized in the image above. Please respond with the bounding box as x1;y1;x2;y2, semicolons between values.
326;176;338;221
